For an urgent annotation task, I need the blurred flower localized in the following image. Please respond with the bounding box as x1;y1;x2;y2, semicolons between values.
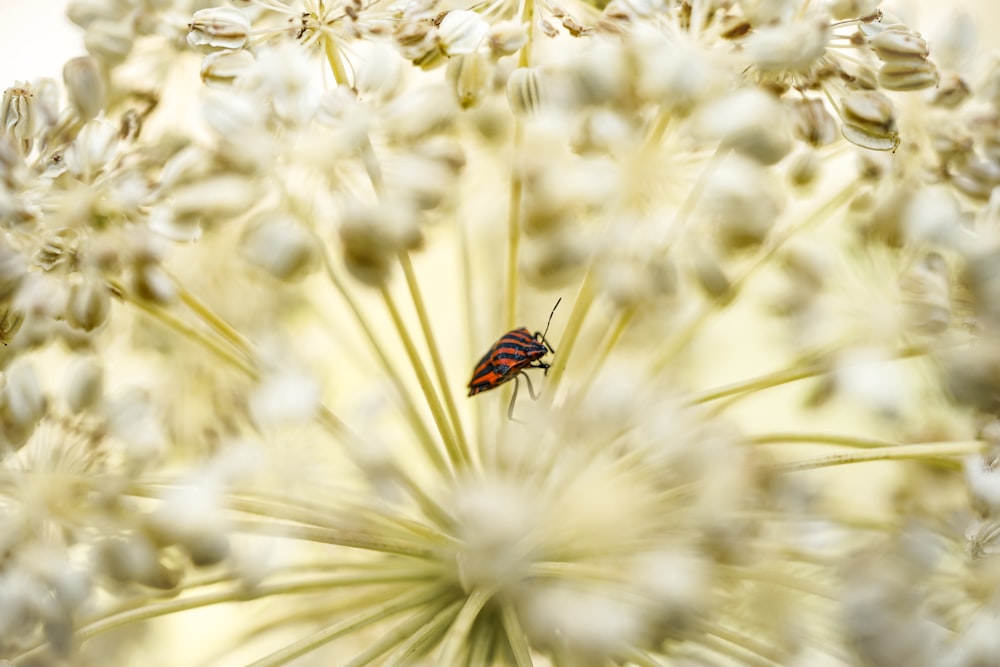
1;0;999;665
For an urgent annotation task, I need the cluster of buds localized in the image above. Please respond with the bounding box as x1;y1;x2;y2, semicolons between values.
868;23;939;91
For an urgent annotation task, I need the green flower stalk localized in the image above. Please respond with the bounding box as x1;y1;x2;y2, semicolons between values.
2;0;1000;665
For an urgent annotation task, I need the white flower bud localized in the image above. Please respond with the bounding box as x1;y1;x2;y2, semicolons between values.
635;36;725;114
170;174;258;221
98;535;180;589
381;85;455;142
951;157;1000;201
691;244;731;299
506;67;546;115
65;356;104;413
788;148;822;187
187;7;251;50
63;56;106;121
487;20;529;56
241;216;318;281
355;44;403;102
1;82;38;143
870;27;929;63
878;60;939;91
825;0;880;21
83;18;135;66
900;252;951;335
148;207;202;243
437;10;489;56
67;0;126;28
0;237;27;301
840;91;899;151
200;48;255;87
702;155;783;250
66;276;111;331
131;262;176;305
1;360;47;448
447;52;491;109
108;389;167;464
201;88;265;137
339;198;423;286
64;120;118;182
699;88;791;165
33;77;61;128
250;371;321;427
789;98;837;146
932;72;970;109
745;19;830;71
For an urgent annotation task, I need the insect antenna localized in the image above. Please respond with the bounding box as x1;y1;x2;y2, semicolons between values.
537;297;561;353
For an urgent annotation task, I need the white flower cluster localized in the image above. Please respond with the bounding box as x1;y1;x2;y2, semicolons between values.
0;0;998;665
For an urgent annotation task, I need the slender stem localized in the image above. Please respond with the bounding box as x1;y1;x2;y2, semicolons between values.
436;588;494;666
565;305;634;411
518;0;535;68
322;32;351;87
687;344;929;405
379;599;464;667
501;600;535;667
247;584;445;667
696;624;784;667
719;564;835;599
398;252;472;468
748;432;899;449
769;441;983;474
380;284;464;470
12;573;431;666
117;280;356;439
173;277;254;360
504;120;525;332
543;269;595;397
319;248;448;474
122;289;257;379
346;598;461;667
623;649;667;667
227;517;439;559
457;212;485;461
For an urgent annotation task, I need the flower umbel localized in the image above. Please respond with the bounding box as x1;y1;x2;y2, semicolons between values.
2;0;1000;665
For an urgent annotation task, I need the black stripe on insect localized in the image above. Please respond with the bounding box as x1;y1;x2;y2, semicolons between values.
467;298;561;420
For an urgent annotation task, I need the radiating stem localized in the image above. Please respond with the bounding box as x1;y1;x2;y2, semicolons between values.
687;344;929;406
748;432;900;449
322;33;351;87
320;249;449;474
770;440;983;473
435;587;494;666
346;598;460;667
380;284;465;470
566;305;634;410
12;573;431;666
227;518;439;559
378;599;464;666
501;600;535;667
544;269;595;397
247;584;445;667
504;119;525;332
172;277;254;360
398;252;472;468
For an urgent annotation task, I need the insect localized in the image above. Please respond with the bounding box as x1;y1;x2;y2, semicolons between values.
467;299;561;420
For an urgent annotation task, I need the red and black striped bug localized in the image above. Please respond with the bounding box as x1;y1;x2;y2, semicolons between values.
467;299;561;420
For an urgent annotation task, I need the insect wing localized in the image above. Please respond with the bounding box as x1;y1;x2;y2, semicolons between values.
468;344;505;396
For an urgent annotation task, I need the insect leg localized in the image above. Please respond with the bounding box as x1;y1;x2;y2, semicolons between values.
522;372;539;400
507;374;520;420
